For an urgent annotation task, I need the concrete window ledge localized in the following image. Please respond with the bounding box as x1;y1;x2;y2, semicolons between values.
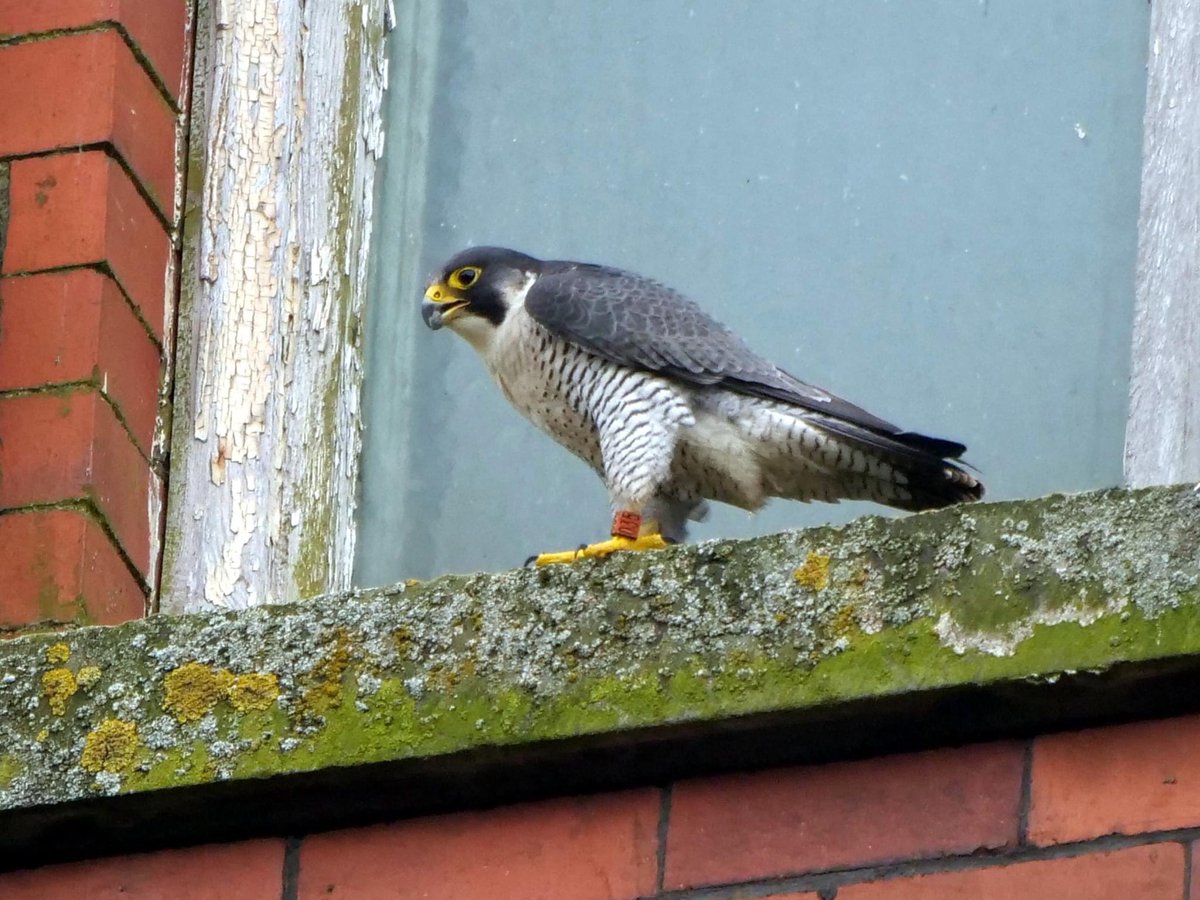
1;484;1198;870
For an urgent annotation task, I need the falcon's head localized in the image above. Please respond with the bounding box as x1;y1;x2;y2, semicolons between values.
422;247;540;350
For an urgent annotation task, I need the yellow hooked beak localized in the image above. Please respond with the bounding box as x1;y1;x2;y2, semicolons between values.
421;283;470;330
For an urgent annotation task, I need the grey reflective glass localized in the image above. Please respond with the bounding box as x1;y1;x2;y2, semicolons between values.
356;1;1149;584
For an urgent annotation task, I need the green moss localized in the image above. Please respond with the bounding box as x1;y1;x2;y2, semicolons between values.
123;741;215;793
295;498;334;600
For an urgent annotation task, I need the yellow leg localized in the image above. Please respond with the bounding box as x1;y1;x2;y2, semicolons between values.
532;510;669;566
533;533;668;566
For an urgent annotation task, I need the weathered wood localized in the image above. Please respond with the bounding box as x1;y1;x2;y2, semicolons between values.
162;0;388;611
1126;0;1200;486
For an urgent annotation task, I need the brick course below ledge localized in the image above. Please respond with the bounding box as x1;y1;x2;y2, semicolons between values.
3;718;1200;898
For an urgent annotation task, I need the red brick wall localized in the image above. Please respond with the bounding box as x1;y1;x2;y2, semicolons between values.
0;2;191;632
3;714;1198;898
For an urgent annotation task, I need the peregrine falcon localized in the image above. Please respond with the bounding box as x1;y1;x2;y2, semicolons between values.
422;246;983;565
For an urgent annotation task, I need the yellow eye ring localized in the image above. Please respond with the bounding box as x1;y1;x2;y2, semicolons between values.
449;266;481;289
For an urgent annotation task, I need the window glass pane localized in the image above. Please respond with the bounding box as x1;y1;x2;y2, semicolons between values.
356;1;1149;584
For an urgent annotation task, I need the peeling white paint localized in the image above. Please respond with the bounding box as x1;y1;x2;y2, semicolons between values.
163;0;388;612
310;242;333;287
1126;0;1200;486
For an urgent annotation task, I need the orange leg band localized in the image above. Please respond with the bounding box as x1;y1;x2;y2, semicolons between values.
611;511;642;540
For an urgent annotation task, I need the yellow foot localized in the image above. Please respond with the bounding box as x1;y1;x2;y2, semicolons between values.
533;534;669;566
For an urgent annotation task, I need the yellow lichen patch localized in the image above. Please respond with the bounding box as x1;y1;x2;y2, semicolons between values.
425;662;460;693
80;719;139;774
161;662;282;722
393;625;414;654
45;642;70;664
41;667;78;715
35;728;49;743
301;630;353;714
845;564;871;592
163;662;234;723
228;672;280;712
76;665;102;690
0;754;23;788
828;604;860;640
794;552;831;591
424;657;477;693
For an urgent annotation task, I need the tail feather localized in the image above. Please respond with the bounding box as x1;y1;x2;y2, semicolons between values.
893;431;967;459
805;414;984;512
890;457;984;511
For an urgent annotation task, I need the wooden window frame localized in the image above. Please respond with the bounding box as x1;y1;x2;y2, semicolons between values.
160;0;388;612
1125;0;1200;487
161;0;1198;613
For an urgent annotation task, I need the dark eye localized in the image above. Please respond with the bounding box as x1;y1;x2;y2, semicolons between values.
454;267;479;288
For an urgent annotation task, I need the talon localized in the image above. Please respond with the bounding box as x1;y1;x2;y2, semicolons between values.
523;554;539;568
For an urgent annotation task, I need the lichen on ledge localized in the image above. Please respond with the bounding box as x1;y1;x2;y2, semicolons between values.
1;485;1199;833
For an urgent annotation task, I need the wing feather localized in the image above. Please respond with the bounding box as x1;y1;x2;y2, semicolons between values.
524;263;967;459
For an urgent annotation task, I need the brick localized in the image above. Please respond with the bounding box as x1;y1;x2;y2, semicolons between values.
3;152;171;340
0;270;162;455
0;388;154;574
299;789;661;900
0;839;283;899
0;1;189;100
1030;715;1200;845
838;843;1184;900
0;30;177;217
0;508;144;629
664;742;1023;890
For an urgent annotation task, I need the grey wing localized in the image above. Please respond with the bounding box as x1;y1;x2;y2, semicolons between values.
524;263;968;463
